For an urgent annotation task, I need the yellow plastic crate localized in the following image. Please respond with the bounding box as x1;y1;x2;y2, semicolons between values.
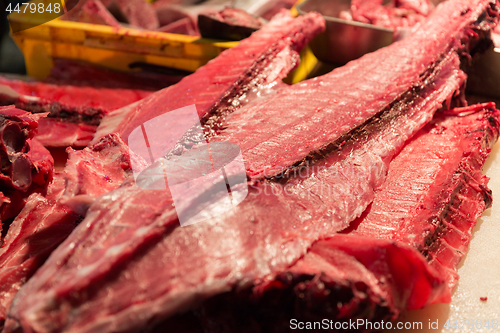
9;0;316;83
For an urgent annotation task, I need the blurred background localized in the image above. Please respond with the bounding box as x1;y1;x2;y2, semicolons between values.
0;0;26;74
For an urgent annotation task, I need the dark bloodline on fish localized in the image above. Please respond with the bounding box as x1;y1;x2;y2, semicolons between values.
175;106;500;332
93;11;325;145
168;42;307;155
14;100;105;126
178;62;445;162
0;76;153;127
266;62;461;182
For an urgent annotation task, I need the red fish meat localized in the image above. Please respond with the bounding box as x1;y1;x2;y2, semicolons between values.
5;1;499;332
0;76;152;147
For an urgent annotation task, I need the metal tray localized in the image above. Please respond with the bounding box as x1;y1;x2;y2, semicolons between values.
296;0;393;65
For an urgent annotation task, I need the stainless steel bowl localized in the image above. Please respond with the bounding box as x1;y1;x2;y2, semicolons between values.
296;0;394;65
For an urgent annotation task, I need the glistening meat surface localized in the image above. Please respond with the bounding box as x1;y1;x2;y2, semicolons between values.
209;0;497;180
5;1;499;332
0;174;78;327
182;104;500;332
0;76;152;121
349;103;500;291
0;107;39;192
62;133;147;216
0;79;456;329
0;107;53;225
0;76;152;147
142;53;466;330
111;0;160;30
35;119;99;148
94;10;326;147
0;134;141;327
189;235;445;332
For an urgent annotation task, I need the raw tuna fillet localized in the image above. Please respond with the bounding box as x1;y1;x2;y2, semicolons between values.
198;7;266;40
0;174;79;327
186;235;445;332
0;80;455;330
5;1;498;332
46;59;181;91
154;4;198;35
348;102;500;291
351;0;434;29
94;10;326;145
0;134;142;327
208;0;493;181
145;50;466;329
191;103;500;331
76;0;121;27
0;107;53;225
0;76;152;147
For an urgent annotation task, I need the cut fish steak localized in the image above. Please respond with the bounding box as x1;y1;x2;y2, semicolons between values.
5;1;499;332
148;53;467;329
